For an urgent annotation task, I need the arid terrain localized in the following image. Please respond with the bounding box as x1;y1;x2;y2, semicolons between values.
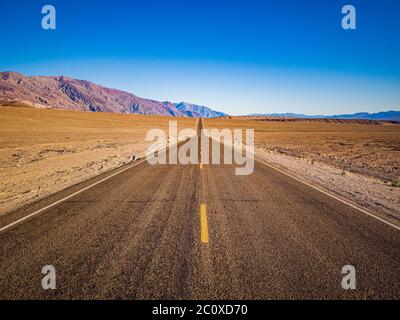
2;116;400;300
1;106;400;221
0;106;196;214
205;117;400;220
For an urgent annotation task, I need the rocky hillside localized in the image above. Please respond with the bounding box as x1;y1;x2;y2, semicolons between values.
0;71;226;117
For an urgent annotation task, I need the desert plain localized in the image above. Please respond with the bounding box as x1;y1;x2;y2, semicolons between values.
205;117;400;220
1;106;399;221
0;106;196;214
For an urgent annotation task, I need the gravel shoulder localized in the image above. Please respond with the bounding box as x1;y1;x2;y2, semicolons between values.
255;147;400;221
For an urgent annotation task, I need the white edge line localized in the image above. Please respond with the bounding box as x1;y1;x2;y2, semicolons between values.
255;157;400;231
209;135;400;232
0;138;186;233
0;158;148;233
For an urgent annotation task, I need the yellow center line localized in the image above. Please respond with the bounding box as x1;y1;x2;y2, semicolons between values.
200;203;209;243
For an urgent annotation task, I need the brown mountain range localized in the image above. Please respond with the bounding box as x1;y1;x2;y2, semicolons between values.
0;71;226;117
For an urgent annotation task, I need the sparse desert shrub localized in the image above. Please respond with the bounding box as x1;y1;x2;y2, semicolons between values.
392;178;400;188
341;170;349;176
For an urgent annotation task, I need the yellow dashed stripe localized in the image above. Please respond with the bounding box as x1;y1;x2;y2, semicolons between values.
200;203;209;243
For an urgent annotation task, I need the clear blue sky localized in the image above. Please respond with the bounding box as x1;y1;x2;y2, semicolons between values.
1;0;399;115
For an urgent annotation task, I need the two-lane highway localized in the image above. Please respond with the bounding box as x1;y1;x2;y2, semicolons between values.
1;119;399;299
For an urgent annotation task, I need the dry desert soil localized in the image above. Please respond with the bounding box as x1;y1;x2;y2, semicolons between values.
0;106;196;214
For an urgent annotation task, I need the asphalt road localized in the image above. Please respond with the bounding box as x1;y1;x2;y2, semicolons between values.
1;119;399;299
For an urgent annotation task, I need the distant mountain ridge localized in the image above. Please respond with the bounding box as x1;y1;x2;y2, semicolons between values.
174;102;227;118
0;71;227;118
249;111;400;122
2;71;397;120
